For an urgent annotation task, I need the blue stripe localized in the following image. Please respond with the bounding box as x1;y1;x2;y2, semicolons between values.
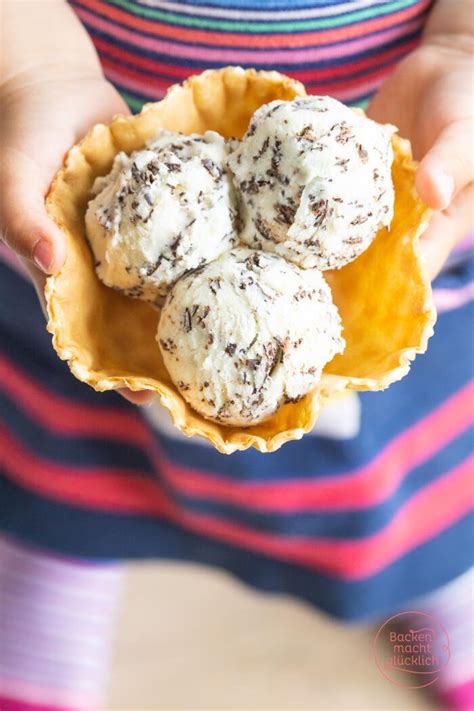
141;0;399;10
1;476;472;621
0;392;154;475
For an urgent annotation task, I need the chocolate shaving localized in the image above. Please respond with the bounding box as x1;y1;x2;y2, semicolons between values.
164;162;180;173
202;158;222;180
183;308;192;333
253;136;270;160
357;143;368;163
310;199;331;228
297;125;316;142
274;202;296;226
245;358;261;370
350;215;368;226
209;277;222;295
335;122;353;144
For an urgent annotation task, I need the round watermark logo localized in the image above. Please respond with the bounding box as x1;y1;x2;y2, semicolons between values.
373;610;451;689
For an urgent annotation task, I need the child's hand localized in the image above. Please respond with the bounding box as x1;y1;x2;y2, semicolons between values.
368;9;473;279
0;71;153;405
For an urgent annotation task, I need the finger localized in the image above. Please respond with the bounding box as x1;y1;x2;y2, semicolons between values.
416;119;474;210
419;183;474;280
118;389;155;406
0;148;66;273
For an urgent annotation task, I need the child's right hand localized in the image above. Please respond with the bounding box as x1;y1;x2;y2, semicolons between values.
0;70;154;405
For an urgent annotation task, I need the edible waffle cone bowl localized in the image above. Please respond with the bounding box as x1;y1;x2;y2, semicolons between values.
45;67;435;454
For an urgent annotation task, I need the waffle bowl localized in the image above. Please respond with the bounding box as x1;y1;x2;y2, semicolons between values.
45;66;435;454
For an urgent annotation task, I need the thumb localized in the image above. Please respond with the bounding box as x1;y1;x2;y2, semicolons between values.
416;118;473;211
0;148;66;274
419;183;474;280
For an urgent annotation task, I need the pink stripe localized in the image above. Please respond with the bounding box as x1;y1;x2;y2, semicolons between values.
104;61;389;104
0;697;93;711
178;456;474;579
0;355;151;448
0;681;97;710
433;282;474;314
76;7;421;65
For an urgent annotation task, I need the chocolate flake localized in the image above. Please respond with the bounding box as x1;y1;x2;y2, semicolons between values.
310;199;331;228
336;157;350;172
183;308;192;332
335;122;353;145
274;202;296;226
297;125;316;142
245;358;261;370
160;338;176;353
253;136;270;160
240;177;268;195
202;158;222;180
350;215;368;226
225;343;237;356
357;143;368;163
209;277;222;295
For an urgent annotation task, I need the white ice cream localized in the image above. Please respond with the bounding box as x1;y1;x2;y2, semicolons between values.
85;131;239;304
157;247;344;426
228;96;395;270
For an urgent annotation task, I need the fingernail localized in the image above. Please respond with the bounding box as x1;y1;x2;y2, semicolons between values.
435;171;454;210
33;240;53;273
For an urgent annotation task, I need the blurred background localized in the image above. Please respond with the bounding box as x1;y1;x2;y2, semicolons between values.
107;562;435;710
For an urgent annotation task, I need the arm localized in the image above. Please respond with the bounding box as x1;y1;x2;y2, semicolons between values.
0;0;126;272
0;1;153;405
368;0;473;277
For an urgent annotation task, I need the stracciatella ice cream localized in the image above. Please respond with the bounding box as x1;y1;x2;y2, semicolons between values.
86;131;240;304
228;96;395;270
158;247;344;426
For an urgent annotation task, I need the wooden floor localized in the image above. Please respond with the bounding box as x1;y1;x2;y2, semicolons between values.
107;563;437;711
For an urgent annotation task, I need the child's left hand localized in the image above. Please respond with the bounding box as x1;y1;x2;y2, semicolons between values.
368;34;473;279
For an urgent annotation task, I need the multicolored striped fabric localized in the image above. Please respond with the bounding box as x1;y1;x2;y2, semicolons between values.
1;0;473;622
0;535;122;711
69;0;433;111
1;247;473;620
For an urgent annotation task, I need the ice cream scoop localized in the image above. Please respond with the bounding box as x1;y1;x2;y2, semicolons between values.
157;247;345;426
228;96;395;270
85;130;239;304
